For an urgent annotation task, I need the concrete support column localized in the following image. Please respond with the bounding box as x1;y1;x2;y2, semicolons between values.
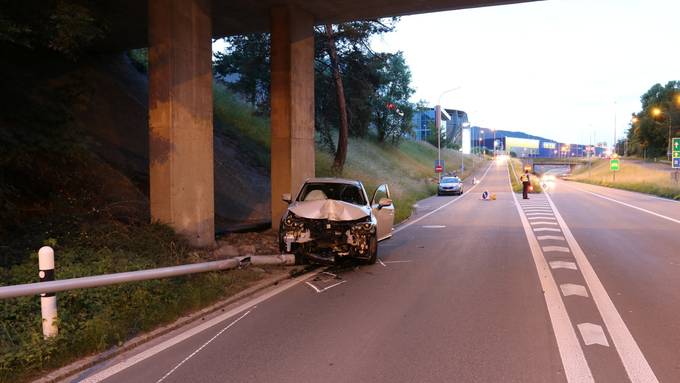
148;0;215;247
270;6;315;229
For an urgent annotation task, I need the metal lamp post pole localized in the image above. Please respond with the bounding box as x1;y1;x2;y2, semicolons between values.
435;87;461;181
667;112;673;161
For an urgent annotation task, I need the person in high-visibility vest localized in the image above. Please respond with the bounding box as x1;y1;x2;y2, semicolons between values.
520;170;531;199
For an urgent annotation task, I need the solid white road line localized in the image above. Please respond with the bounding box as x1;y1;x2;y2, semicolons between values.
422;225;446;229
533;227;562;232
528;216;557;221
393;162;493;235
305;281;323;293
550;261;578;270
526;212;555;216
510;180;594;382
530;221;558;226
542;246;570;253
560;284;589;298
155;310;252;383
545;193;659;382
537;235;566;241
563;183;680;225
80;271;321;383
577;323;610;347
378;258;387;267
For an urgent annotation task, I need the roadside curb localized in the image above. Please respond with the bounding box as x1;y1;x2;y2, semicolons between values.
34;265;311;383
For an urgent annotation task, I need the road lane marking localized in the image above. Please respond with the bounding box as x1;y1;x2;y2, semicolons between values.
510;184;593;382
563;183;680;225
526;212;555;216
305;281;323;293
80;271;322;383
537;235;566;241
543;246;570;253
560;284;589;297
530;221;558;225
524;209;553;213
528;216;556;221
577;323;610;347
422;225;446;228
545;193;659;382
155;310;252;383
534;228;561;232
378;258;386;267
382;260;413;264
550;261;578;270
393;162;492;235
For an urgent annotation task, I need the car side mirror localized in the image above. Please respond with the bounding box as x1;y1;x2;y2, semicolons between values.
378;197;392;209
282;193;292;204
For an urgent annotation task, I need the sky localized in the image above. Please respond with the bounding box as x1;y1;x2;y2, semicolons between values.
369;0;680;145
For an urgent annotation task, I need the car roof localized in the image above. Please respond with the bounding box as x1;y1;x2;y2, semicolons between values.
305;177;363;186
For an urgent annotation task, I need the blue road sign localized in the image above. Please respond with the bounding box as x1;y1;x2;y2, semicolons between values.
673;158;680;169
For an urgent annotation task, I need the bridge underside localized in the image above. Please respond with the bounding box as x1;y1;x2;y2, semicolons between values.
140;0;535;247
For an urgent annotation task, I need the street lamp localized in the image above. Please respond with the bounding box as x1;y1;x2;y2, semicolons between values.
435;87;461;180
651;106;673;160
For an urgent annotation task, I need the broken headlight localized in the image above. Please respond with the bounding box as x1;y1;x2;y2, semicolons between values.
283;212;304;228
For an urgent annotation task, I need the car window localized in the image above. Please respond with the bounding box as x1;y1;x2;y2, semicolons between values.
298;183;366;205
441;177;460;183
372;184;389;205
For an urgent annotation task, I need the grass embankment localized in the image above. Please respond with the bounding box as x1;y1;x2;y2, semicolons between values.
317;138;480;222
215;83;484;223
569;159;680;200
508;158;543;194
1;60;269;382
1;70;483;382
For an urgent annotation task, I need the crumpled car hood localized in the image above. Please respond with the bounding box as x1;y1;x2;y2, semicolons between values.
289;199;370;221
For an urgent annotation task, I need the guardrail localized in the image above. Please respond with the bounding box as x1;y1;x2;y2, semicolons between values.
0;246;295;337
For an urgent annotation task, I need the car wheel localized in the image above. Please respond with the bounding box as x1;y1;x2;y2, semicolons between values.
364;233;378;265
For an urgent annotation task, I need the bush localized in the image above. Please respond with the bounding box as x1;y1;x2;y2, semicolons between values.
0;223;262;383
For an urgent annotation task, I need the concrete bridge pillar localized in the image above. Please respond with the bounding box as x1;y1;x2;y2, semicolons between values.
270;6;315;229
148;0;215;247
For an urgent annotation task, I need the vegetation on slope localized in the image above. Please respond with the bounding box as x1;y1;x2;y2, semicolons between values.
569;159;680;200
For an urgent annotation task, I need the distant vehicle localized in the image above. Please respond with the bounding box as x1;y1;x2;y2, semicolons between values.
438;176;463;196
278;178;395;264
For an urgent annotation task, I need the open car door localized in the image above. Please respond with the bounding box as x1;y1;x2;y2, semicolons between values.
371;184;395;240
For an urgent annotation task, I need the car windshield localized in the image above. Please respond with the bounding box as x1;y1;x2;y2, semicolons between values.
441;177;460;183
297;182;366;205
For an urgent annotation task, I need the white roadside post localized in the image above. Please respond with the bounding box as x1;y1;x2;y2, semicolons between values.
38;246;58;338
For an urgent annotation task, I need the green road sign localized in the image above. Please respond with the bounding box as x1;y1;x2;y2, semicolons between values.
673;138;680;169
610;158;620;171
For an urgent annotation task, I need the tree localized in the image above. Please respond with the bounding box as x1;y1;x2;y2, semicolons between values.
213;33;271;114
323;24;350;173
372;52;415;144
627;81;679;158
0;1;105;57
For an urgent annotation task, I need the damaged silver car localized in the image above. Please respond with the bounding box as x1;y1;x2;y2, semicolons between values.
279;178;395;264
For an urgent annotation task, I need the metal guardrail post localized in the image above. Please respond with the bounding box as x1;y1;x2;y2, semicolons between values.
39;246;58;338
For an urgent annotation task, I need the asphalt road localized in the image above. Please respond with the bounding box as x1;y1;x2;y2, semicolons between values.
67;159;680;383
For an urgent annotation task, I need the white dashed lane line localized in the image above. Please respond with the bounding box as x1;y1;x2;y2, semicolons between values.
520;192;658;381
544;191;659;382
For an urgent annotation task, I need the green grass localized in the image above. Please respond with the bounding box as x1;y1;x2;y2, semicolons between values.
213;83;271;168
569;159;680;200
0;223;264;383
317;137;484;222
